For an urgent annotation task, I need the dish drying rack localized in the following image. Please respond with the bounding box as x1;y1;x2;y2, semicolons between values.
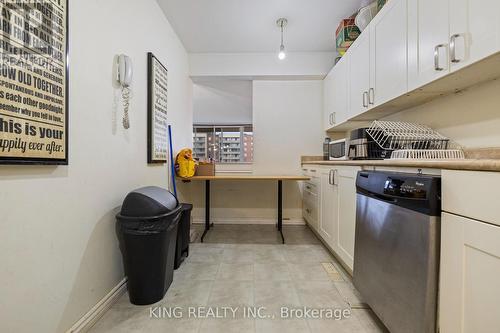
366;121;465;160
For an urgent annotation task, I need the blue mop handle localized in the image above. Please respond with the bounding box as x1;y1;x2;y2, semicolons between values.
168;125;178;198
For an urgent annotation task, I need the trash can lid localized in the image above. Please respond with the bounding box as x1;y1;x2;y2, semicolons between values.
120;186;178;217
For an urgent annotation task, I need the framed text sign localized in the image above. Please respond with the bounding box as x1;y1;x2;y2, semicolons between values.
0;0;69;165
147;52;168;164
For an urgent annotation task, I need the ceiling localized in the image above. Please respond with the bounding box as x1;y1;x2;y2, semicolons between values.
156;0;363;53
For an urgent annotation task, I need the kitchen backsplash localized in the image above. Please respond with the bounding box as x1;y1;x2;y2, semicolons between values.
383;79;500;149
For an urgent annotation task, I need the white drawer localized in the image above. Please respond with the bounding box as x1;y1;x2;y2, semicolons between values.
302;166;320;178
442;170;500;226
303;190;319;225
303;181;319;195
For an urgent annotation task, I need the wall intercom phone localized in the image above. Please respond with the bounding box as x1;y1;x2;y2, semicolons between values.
116;54;133;129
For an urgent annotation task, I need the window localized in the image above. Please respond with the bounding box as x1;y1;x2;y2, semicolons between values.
193;125;253;163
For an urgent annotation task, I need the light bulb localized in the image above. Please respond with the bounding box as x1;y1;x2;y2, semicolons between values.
278;45;286;60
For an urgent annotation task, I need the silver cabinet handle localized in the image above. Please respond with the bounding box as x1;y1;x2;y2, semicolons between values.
450;34;465;63
368;88;375;105
332;112;336;124
434;44;447;71
328;169;335;185
362;91;368;108
329;113;334;125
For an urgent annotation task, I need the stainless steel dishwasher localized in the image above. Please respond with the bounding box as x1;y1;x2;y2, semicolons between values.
353;171;441;333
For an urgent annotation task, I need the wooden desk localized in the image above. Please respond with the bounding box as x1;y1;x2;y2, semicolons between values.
179;175;310;243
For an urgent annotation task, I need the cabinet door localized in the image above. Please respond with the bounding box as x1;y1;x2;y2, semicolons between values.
440;213;500;333
369;0;408;106
449;0;500;72
323;69;335;130
332;56;349;125
335;167;359;270
320;169;338;249
348;30;370;117
408;0;450;90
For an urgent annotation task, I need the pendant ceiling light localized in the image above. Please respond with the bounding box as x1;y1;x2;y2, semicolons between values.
276;18;288;60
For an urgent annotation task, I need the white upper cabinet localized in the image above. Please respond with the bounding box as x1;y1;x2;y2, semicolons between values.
408;0;450;90
322;0;500;131
449;0;500;72
348;30;371;117
332;57;350;125
323;70;335;131
369;0;408;106
324;56;349;130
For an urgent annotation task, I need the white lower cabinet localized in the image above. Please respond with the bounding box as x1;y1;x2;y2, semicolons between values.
302;167;320;232
335;167;359;269
303;184;319;231
308;166;360;271
440;212;500;333
319;168;338;249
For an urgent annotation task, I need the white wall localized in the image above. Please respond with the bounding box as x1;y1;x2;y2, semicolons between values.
193;80;253;124
190;52;335;79
187;81;323;222
253;81;324;174
0;1;192;332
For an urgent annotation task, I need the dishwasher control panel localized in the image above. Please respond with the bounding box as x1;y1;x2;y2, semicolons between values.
384;177;428;199
356;170;441;216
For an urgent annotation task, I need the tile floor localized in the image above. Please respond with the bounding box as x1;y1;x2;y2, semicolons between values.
90;225;388;333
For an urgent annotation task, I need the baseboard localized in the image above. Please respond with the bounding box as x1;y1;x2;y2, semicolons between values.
192;217;306;225
67;277;128;333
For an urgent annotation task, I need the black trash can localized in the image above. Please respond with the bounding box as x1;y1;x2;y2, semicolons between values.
174;203;193;269
116;186;182;305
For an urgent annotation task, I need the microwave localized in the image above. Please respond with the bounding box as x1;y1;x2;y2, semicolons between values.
329;139;349;160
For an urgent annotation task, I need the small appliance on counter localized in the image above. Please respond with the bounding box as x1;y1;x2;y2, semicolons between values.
348;128;391;160
329;138;349;160
323;137;331;161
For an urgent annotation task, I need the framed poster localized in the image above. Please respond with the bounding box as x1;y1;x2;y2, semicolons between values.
147;52;168;164
0;0;69;165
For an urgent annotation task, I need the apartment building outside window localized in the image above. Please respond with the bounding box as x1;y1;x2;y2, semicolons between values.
193;125;253;163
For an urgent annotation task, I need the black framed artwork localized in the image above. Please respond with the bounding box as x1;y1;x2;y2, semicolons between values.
147;52;168;164
0;0;69;165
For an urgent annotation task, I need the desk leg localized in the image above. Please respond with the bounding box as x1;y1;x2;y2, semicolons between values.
201;180;213;243
277;180;285;244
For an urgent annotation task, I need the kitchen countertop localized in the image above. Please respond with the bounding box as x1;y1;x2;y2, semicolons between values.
302;159;500;172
